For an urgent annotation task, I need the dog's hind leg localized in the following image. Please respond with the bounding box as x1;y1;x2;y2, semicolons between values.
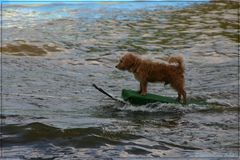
182;90;187;104
177;93;181;102
171;81;186;104
178;89;187;104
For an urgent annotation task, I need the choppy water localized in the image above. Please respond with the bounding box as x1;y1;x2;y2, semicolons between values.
1;1;239;159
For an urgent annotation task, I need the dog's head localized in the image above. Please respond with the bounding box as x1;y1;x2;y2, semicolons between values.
115;53;139;72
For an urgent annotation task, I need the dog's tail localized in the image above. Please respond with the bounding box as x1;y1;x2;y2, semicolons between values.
168;55;185;73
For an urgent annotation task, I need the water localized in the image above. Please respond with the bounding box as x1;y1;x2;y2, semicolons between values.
1;1;239;159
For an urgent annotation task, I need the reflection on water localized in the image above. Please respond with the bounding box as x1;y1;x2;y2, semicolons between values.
1;1;239;159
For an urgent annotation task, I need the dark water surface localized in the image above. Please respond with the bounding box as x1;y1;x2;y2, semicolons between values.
1;1;239;159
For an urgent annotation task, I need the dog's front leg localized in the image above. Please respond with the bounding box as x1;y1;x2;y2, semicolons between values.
140;81;147;96
138;83;142;94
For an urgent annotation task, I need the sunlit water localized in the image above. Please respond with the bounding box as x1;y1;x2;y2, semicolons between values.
1;1;239;159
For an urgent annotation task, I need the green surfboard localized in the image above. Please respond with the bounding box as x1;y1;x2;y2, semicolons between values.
122;89;206;105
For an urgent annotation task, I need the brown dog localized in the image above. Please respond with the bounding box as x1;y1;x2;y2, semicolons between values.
116;53;186;103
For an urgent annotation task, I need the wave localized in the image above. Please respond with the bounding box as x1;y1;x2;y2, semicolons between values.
2;122;205;157
1;40;63;56
2;122;142;148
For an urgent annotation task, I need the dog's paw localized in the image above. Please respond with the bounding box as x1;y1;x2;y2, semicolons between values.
140;92;147;96
176;97;181;102
164;82;169;86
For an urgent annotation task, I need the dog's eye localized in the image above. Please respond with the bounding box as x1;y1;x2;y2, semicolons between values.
120;60;123;63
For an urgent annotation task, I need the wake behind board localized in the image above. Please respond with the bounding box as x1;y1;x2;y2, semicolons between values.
122;89;207;105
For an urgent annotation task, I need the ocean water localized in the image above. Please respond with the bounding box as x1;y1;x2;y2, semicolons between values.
1;1;239;159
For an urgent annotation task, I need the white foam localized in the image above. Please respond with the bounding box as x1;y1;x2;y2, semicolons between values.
207;98;233;107
114;102;194;114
